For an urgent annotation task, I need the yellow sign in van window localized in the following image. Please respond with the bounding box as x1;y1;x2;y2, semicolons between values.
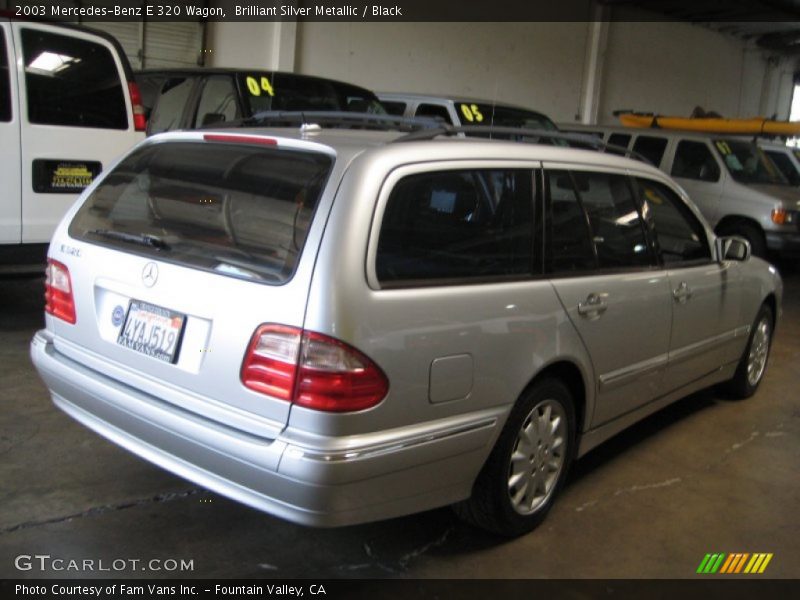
459;103;484;123
245;75;275;97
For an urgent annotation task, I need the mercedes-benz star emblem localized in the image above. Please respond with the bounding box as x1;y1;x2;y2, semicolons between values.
142;262;159;287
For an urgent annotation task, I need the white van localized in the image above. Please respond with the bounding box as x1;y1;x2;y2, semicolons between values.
560;124;800;258
0;18;145;274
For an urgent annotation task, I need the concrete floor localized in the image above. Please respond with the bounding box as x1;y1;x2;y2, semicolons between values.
1;265;798;579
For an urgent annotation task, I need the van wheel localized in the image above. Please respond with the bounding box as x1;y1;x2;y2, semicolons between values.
454;378;575;536
723;304;773;399
721;222;767;259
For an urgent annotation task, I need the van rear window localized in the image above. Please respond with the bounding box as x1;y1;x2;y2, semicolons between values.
21;28;127;129
237;72;385;115
0;28;10;122
69;142;332;284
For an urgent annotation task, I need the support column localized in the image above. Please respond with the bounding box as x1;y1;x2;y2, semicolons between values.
578;3;609;124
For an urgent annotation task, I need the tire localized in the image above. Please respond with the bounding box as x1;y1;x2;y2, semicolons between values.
720;222;767;259
723;304;773;399
454;378;576;536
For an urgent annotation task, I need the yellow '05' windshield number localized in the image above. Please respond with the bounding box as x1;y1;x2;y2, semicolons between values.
460;103;484;123
246;76;275;97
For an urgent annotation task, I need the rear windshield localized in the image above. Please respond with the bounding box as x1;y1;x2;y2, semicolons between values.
454;101;558;131
713;139;787;185
69;141;332;284
236;72;385;115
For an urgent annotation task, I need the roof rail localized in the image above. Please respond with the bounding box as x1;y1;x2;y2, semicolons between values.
393;125;653;164
218;111;443;133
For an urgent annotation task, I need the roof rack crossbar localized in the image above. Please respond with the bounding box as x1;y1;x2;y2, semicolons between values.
393;126;653;164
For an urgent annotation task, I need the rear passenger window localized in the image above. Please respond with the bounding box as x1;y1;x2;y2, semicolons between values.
671;141;720;182
572;171;652;269
194;76;240;128
0;29;10;122
148;77;194;134
377;169;536;285
632;136;668;166
21;29;127;129
415;103;452;124
637;178;711;264
546;171;596;273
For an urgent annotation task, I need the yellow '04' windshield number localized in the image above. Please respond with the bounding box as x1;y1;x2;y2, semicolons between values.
246;76;275;97
460;103;484;123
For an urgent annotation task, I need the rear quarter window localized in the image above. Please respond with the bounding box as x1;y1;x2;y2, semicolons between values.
21;28;127;129
376;169;538;286
69;141;332;284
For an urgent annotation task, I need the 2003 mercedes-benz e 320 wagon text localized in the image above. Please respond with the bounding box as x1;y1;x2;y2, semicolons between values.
31;120;782;536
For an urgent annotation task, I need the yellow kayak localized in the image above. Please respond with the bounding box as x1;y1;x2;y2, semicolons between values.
617;113;800;136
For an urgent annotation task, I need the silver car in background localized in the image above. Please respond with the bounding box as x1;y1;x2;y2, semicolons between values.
31;124;781;536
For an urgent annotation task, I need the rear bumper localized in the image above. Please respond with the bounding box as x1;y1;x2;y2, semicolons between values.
765;231;800;256
30;330;501;527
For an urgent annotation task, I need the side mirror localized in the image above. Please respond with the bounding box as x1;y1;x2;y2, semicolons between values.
715;235;751;263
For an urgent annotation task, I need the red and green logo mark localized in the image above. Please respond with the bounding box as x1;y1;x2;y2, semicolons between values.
697;553;773;574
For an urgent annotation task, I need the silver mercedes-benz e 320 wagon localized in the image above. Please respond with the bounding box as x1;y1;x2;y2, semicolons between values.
31;117;782;536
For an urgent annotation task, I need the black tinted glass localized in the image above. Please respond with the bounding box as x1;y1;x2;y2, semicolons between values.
671;141;720;182
572;171;651;269
22;29;127;129
607;133;631;149
377;169;536;285
547;171;596;273
69;142;332;284
637;178;710;264
195;76;241;127
715;140;786;185
765;150;800;186
632;136;668;166
415;103;452;123
238;72;385;115
0;29;10;122
148;77;194;134
454;101;558;130
381;101;407;116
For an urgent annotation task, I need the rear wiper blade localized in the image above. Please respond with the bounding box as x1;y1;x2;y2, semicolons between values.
89;229;171;251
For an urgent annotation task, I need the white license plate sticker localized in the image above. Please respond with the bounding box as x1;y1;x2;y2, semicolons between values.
117;300;186;363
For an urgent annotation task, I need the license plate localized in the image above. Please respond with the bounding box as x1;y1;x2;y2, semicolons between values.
117;300;186;363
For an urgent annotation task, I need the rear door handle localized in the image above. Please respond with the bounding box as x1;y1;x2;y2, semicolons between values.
673;281;692;303
577;293;608;317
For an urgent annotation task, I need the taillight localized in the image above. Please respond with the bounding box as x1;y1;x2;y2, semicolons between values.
128;81;146;132
241;325;301;400
241;325;389;412
44;259;76;324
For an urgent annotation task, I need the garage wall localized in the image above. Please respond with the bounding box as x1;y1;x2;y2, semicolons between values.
207;18;796;126
295;22;590;121
206;21;296;71
597;15;790;124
